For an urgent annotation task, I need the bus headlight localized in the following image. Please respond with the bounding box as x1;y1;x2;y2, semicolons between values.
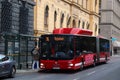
40;63;44;66
40;63;45;68
69;63;74;66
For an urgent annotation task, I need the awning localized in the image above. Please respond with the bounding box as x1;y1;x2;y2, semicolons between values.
113;41;120;47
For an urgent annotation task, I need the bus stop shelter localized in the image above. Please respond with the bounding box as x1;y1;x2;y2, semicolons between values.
0;33;39;69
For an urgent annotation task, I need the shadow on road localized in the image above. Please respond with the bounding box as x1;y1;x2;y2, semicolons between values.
38;69;80;74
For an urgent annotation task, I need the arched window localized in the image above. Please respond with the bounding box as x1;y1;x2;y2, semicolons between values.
78;20;81;28
77;0;79;4
82;21;85;29
67;17;71;28
19;1;29;34
99;28;100;34
73;19;76;28
95;24;98;35
87;23;90;29
95;0;97;12
95;24;97;32
99;0;101;8
1;0;12;33
54;11;57;29
82;0;84;7
86;0;88;9
44;6;49;30
60;14;64;28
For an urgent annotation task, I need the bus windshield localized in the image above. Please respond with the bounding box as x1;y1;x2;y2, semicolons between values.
41;35;74;60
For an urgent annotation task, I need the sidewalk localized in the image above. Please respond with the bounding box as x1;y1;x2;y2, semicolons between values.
16;69;40;74
112;55;120;57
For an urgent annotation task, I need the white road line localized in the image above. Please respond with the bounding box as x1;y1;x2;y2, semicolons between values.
87;71;96;76
73;78;79;80
102;68;105;70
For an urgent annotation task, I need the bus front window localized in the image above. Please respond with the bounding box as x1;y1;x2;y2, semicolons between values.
41;36;74;60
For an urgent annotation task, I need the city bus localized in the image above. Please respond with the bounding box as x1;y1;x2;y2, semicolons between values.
39;28;110;70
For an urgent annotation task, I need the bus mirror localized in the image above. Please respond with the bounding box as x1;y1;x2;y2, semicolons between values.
79;52;81;55
76;51;80;56
82;50;87;53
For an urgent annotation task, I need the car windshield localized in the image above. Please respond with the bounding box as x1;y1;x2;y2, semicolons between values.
0;54;5;59
41;35;74;60
0;54;9;62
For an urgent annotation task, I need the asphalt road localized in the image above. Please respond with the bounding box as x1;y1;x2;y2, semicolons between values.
2;56;120;80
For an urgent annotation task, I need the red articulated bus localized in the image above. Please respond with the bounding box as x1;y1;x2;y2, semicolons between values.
39;28;110;70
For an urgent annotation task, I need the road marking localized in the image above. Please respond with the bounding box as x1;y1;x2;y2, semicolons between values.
73;78;79;80
102;68;105;70
87;71;96;76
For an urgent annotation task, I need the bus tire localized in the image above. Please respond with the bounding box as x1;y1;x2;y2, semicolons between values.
80;62;84;71
93;57;96;67
105;56;108;64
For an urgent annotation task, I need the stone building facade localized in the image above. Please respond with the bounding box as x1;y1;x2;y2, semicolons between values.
34;0;99;36
0;0;35;69
99;0;120;55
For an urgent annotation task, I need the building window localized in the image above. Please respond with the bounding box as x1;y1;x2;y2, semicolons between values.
99;0;101;9
73;19;76;28
95;24;97;35
82;21;85;29
60;14;64;28
87;23;90;29
67;17;71;28
95;0;97;12
82;0;84;7
54;11;57;29
99;28;100;34
1;1;12;33
77;0;79;4
44;6;49;30
86;0;88;9
78;20;81;28
99;13;101;23
95;24;97;32
19;1;29;34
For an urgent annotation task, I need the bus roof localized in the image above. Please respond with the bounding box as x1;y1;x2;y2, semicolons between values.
41;34;110;41
41;34;95;38
97;35;110;40
53;28;93;36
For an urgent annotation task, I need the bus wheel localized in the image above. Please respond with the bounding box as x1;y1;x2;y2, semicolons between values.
80;62;84;71
93;57;96;67
105;56;108;64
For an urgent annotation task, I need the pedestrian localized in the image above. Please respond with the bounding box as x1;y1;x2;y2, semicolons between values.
31;47;40;70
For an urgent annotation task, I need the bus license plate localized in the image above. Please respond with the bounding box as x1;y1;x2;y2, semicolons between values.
53;67;60;69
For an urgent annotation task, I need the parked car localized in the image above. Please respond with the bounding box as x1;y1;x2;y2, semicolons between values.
0;54;16;78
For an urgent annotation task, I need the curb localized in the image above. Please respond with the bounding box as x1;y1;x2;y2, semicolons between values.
112;55;120;57
16;69;39;73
